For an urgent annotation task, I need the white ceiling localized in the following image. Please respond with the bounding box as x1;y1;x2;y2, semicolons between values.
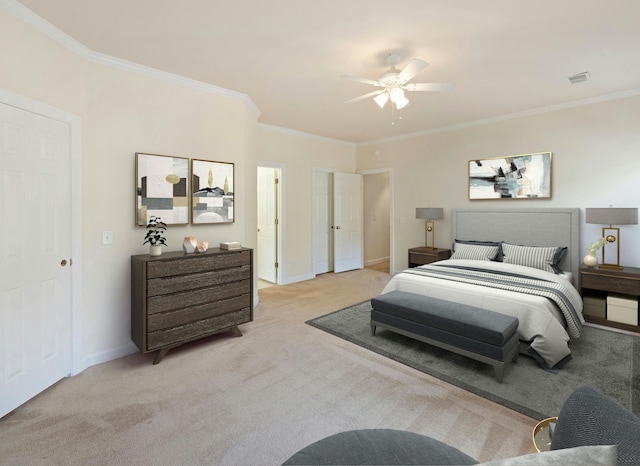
16;0;640;144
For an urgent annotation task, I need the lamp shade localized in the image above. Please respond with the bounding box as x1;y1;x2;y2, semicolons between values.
416;208;444;220
585;208;638;225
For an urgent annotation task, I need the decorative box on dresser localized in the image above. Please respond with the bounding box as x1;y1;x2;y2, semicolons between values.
131;247;253;364
408;247;451;268
579;265;640;333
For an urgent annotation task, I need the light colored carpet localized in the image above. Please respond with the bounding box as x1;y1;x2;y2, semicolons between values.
308;300;640;419
0;268;535;465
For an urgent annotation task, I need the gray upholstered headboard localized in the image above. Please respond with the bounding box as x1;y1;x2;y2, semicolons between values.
452;208;581;281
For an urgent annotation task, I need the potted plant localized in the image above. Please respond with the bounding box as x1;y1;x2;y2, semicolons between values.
584;237;607;267
143;216;167;256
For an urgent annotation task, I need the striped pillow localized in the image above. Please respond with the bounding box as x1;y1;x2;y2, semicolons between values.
453;239;503;261
502;243;567;274
450;243;500;261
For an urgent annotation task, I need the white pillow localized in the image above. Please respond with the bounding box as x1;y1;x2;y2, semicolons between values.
480;444;617;465
450;243;500;261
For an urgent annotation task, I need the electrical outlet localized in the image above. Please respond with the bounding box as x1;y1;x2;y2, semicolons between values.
102;230;113;245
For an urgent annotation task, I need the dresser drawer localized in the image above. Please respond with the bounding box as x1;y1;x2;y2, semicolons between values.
147;265;251;296
147;294;251;332
147;308;251;350
146;250;250;279
147;279;251;314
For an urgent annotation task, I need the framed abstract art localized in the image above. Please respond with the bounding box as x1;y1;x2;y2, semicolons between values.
468;151;552;200
135;152;189;225
191;159;235;224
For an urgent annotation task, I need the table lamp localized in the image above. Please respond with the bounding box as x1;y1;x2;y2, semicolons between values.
585;207;638;269
416;208;444;250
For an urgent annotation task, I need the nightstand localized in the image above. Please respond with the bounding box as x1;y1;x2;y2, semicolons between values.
408;247;451;267
579;265;640;333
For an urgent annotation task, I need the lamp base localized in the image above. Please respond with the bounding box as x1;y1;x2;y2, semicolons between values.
598;264;623;271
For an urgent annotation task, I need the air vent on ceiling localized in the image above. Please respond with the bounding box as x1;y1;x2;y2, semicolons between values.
568;72;590;84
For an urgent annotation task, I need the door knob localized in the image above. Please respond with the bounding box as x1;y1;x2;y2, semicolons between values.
60;259;67;267
336;226;341;230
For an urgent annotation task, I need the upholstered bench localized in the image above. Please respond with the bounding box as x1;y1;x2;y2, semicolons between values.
370;291;519;382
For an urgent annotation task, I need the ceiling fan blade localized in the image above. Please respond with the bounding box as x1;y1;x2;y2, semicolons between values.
404;82;455;92
396;59;429;84
344;90;384;104
341;74;381;87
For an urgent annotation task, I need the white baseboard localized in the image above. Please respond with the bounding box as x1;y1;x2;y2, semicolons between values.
364;256;390;266
82;342;138;369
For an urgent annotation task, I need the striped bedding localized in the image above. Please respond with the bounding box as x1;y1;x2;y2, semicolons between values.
381;259;585;370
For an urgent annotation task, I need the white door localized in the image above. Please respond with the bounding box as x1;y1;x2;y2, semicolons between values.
0;103;72;418
333;172;364;273
257;167;277;283
312;170;333;274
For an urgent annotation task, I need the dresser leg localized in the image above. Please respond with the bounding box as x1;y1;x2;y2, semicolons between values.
153;347;170;365
231;325;243;337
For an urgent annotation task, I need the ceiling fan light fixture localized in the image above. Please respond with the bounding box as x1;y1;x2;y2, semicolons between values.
389;86;405;103
373;92;389;108
394;95;409;110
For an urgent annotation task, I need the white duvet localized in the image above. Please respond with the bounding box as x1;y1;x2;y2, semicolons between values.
382;259;584;369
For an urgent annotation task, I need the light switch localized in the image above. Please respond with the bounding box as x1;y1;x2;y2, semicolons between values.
102;230;113;245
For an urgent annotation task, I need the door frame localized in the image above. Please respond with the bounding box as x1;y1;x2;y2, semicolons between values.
358;167;394;274
0;87;84;376
257;161;284;285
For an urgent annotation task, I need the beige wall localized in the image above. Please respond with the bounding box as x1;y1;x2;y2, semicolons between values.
1;8;355;367
356;95;640;274
256;126;355;282
1;8;256;364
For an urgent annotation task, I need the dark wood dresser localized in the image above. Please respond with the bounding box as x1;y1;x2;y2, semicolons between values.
131;247;253;364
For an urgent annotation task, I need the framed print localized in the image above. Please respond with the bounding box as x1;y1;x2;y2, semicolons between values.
191;159;235;224
468;151;552;200
136;152;189;225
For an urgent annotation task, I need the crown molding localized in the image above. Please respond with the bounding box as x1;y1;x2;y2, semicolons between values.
358;88;640;147
258;123;356;148
1;0;261;118
0;0;91;57
89;52;261;118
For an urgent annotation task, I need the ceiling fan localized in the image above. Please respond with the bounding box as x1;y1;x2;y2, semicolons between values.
342;53;454;110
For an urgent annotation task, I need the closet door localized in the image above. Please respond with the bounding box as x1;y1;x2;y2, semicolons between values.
0;102;72;418
333;172;363;273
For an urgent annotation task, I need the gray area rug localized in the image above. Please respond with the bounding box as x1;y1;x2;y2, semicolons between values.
307;301;640;420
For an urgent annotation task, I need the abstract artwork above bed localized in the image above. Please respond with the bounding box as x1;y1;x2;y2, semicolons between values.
468;151;552;200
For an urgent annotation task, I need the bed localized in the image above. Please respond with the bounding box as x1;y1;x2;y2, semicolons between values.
382;208;585;370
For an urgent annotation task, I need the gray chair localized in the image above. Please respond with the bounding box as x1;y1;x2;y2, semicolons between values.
283;386;640;465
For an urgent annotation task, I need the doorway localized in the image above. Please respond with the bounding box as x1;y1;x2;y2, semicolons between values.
360;168;393;274
257;163;282;286
312;169;364;275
